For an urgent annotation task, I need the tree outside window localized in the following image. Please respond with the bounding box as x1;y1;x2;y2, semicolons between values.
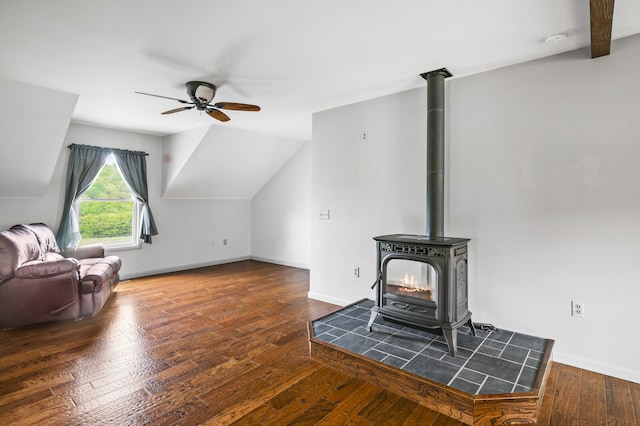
75;154;141;249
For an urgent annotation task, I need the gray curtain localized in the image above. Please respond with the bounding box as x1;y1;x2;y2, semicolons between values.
112;150;158;244
56;144;110;248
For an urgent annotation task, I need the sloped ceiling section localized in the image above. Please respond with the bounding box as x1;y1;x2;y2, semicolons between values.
161;124;212;195
0;78;78;197
162;124;303;199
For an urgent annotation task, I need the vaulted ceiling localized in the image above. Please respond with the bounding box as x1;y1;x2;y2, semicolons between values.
1;1;639;199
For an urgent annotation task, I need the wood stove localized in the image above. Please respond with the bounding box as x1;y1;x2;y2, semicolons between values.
367;68;475;356
367;234;474;356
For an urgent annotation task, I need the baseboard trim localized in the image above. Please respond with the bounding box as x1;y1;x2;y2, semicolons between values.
307;291;352;307
250;256;310;270
119;256;251;280
552;351;640;384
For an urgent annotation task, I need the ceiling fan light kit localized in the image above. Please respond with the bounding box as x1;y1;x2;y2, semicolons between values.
136;81;260;122
186;81;216;104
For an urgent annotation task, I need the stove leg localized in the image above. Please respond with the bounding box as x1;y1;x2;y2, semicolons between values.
367;309;378;332
467;318;476;336
442;326;457;357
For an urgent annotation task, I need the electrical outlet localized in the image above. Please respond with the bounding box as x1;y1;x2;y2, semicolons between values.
223;239;228;246
353;267;360;278
354;131;368;142
571;301;585;318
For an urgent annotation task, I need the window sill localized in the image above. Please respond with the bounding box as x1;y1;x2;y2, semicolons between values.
105;242;142;253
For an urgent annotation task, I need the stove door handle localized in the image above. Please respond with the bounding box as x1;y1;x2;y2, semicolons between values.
371;272;382;289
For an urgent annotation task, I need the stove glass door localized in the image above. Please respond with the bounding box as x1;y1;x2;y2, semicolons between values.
384;259;437;302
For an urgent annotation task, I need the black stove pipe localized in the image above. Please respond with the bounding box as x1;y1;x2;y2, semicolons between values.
420;68;452;239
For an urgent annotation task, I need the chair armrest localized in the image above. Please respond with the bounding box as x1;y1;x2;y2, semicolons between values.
14;258;79;279
79;257;121;293
0;266;80;325
63;244;106;260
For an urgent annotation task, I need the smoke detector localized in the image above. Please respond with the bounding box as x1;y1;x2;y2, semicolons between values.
545;33;568;46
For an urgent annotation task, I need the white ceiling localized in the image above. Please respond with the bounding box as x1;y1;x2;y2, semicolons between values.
2;0;639;142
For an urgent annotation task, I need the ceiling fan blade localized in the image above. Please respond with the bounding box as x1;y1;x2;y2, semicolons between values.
206;108;231;122
212;102;261;112
135;91;191;104
161;106;194;115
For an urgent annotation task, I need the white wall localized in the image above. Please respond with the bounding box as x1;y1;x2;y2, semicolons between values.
448;36;640;382
310;89;428;305
0;144;68;229
310;35;640;383
0;78;77;197
251;141;311;269
69;124;252;278
1;123;252;278
162;124;303;200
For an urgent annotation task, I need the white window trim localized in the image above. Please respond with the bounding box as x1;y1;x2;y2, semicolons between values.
74;154;143;251
105;199;143;252
73;197;143;251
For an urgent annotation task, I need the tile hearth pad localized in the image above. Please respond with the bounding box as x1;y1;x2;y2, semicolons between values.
311;299;550;395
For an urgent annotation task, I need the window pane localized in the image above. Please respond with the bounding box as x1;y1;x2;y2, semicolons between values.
77;155;138;248
81;162;131;200
78;200;134;246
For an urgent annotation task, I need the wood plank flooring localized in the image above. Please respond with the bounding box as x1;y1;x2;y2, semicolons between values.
0;260;637;425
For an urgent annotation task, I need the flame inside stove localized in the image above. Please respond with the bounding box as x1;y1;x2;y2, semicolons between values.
388;272;434;301
403;273;415;287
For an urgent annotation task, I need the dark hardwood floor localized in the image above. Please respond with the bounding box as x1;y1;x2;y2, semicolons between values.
0;260;637;425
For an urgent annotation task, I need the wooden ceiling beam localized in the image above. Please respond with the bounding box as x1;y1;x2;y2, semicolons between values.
590;0;615;58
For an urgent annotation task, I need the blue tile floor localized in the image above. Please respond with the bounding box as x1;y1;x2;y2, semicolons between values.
311;299;551;395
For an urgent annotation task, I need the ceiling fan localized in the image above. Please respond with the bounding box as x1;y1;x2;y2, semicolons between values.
135;81;260;122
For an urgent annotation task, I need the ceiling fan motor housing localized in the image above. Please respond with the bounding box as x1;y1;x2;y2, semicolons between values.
186;81;217;108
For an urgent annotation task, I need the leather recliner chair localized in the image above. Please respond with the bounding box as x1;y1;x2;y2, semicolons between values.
0;223;121;327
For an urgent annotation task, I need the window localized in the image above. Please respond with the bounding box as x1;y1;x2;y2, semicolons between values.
75;154;141;250
58;143;157;249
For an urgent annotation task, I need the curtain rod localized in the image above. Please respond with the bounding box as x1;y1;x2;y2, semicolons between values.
67;143;149;156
